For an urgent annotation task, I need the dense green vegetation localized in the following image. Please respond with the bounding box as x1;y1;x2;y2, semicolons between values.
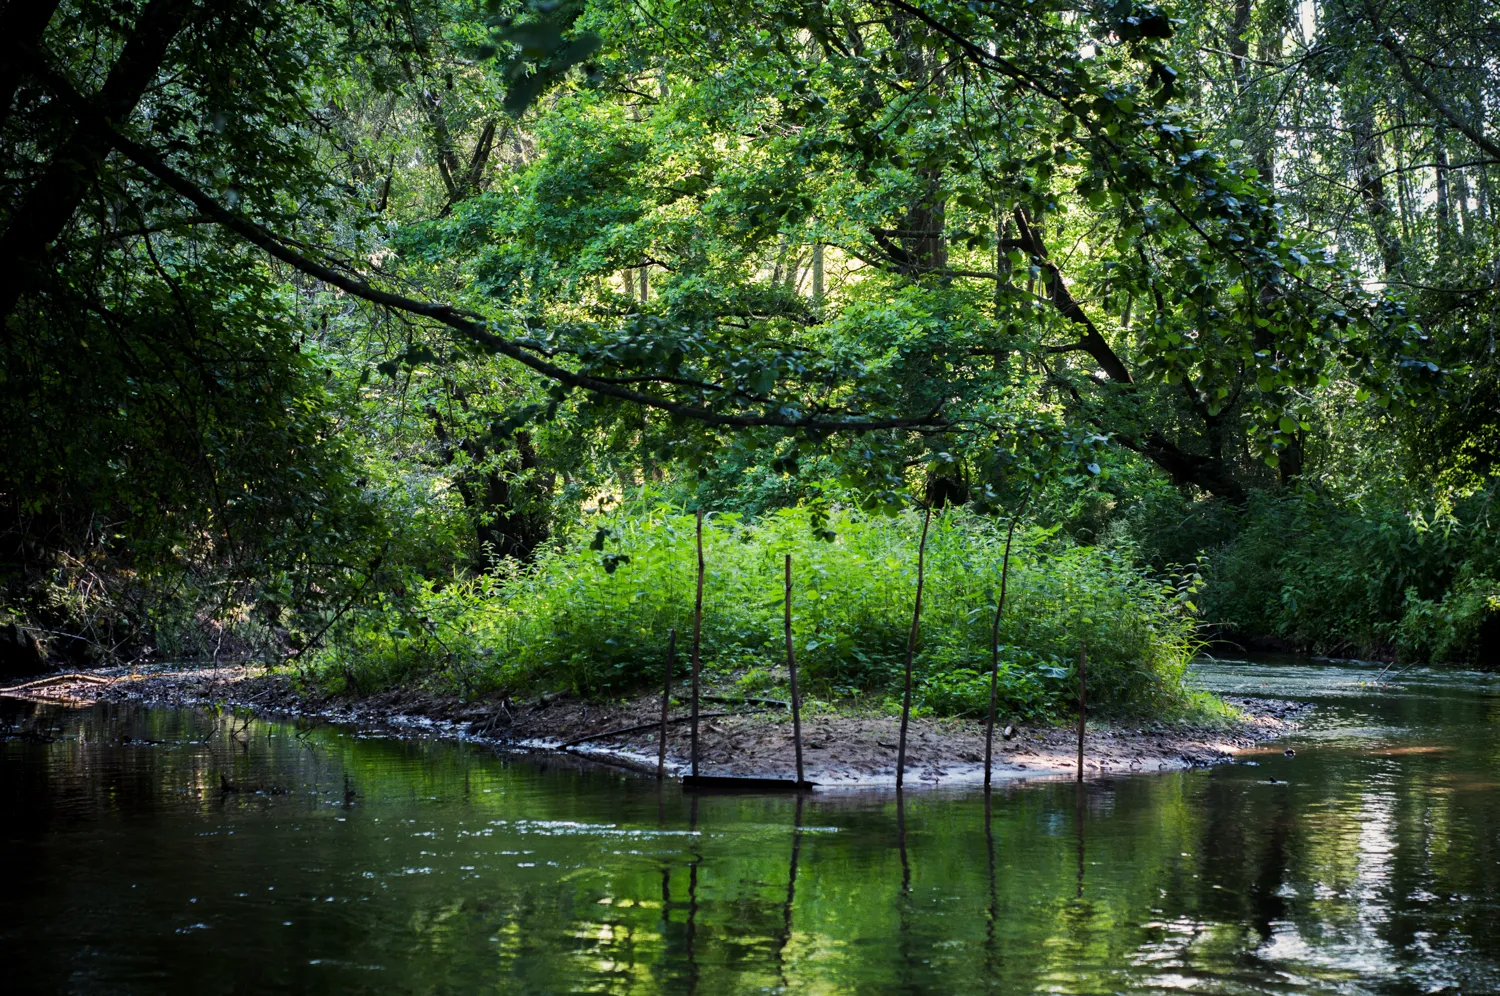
309;506;1200;718
3;0;1497;698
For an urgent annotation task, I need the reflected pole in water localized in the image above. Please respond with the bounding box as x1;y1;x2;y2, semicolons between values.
657;629;676;780
898;788;912;895
776;793;805;990
1075;782;1086;900
690;511;705;778
896;505;933;789
686;794;701;996
985;788;998;965
657;779;672;986
896;788;916;991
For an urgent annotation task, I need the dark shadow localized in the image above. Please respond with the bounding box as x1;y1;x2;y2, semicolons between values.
985;788;998;968
1249;788;1293;942
687;794;701;996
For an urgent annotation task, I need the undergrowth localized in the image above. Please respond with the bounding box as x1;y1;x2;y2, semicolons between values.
307;506;1202;720
1198;489;1500;663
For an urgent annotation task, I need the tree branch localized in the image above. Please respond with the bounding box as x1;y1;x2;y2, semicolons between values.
1371;14;1500;161
43;72;943;434
1011;208;1134;384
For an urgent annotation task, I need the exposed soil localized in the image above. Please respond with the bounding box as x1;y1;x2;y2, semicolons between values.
4;664;1311;788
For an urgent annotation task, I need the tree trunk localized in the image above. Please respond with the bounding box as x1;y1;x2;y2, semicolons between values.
0;0;62;133
1352;105;1404;276
426;403;553;568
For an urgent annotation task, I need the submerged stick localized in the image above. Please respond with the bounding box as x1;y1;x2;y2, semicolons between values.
657;628;677;779
984;511;1023;788
690;510;705;777
1076;639;1087;782
785;554;805;784
896;504;934;789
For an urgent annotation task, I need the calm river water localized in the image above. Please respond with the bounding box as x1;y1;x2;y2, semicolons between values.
3;657;1499;994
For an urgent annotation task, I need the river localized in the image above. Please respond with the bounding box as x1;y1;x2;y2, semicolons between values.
3;656;1498;994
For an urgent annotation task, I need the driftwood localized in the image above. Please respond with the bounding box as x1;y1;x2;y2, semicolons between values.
690;510;705;775
682;775;814;792
896;504;934;789
1076;640;1087;782
700;693;790;709
0;672;114;696
784;553;805;784
558;709;766;749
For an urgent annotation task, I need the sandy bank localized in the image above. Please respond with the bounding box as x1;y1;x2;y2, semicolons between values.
5;664;1309;788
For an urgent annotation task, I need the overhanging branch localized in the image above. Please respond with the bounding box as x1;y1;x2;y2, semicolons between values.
43;69;945;434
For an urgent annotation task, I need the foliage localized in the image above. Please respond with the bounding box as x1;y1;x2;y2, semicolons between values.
4;0;1500;687
1197;488;1500;662
309;506;1199;718
1088;478;1500;665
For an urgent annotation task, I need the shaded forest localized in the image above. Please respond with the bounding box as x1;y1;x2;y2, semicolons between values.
3;0;1497;704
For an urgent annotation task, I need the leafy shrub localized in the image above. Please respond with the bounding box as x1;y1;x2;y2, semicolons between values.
1199;488;1500;663
312;507;1200;717
1397;576;1500;664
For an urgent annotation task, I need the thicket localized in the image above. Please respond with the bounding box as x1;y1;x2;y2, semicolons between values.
307;507;1201;720
1196;491;1500;664
1086;472;1500;666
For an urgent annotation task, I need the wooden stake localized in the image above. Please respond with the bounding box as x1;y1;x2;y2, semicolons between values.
1076;639;1087;783
784;554;805;784
896;504;934;789
984;512;1022;789
657;628;676;779
690;510;705;777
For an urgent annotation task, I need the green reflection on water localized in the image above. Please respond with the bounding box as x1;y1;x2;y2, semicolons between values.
3;658;1499;995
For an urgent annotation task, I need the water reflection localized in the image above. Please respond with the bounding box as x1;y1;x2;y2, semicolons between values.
2;657;1499;994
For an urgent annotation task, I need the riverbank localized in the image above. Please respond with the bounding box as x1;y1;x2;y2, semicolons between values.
4;664;1309;787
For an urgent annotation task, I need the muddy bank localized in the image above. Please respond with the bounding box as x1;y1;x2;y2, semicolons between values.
5;664;1310;788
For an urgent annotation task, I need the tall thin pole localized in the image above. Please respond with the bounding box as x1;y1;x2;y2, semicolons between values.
784;554;805;783
657;628;676;779
896;504;934;789
984;512;1022;788
1076;639;1087;783
690;510;705;777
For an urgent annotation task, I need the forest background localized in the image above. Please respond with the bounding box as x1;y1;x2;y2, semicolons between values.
2;0;1497;719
